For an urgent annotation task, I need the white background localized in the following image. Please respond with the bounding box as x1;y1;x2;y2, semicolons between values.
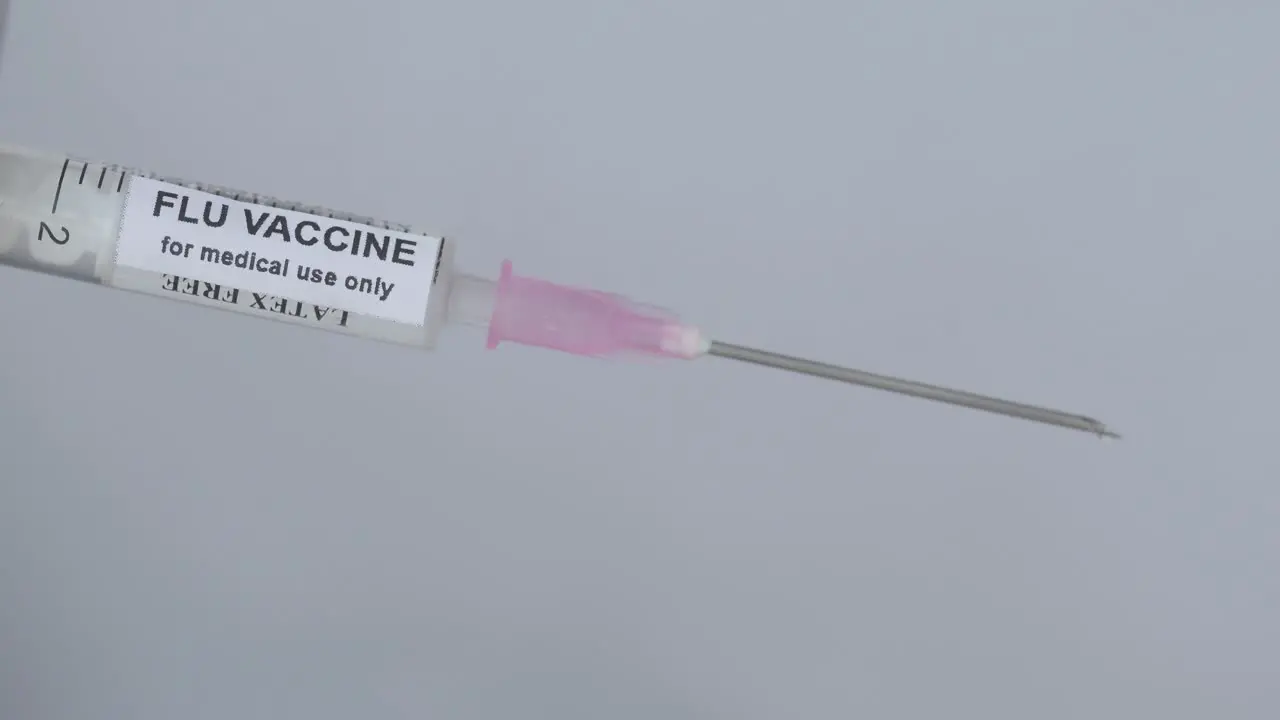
1;2;1277;718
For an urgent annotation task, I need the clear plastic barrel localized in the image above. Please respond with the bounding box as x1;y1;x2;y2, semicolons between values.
0;144;459;348
0;145;126;283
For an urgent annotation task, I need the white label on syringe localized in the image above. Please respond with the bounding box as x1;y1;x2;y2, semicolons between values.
114;177;442;326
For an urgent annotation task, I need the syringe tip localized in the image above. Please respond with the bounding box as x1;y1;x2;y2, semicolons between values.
1079;415;1121;440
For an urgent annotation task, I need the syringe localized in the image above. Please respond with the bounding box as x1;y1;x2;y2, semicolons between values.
0;143;1118;439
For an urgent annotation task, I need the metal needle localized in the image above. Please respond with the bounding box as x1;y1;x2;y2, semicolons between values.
707;341;1119;439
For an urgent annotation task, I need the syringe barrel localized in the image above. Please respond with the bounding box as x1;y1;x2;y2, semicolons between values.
0;144;459;348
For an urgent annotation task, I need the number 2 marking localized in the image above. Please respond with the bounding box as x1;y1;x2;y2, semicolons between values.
38;222;70;245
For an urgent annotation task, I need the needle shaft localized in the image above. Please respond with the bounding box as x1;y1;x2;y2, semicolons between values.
706;341;1118;438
